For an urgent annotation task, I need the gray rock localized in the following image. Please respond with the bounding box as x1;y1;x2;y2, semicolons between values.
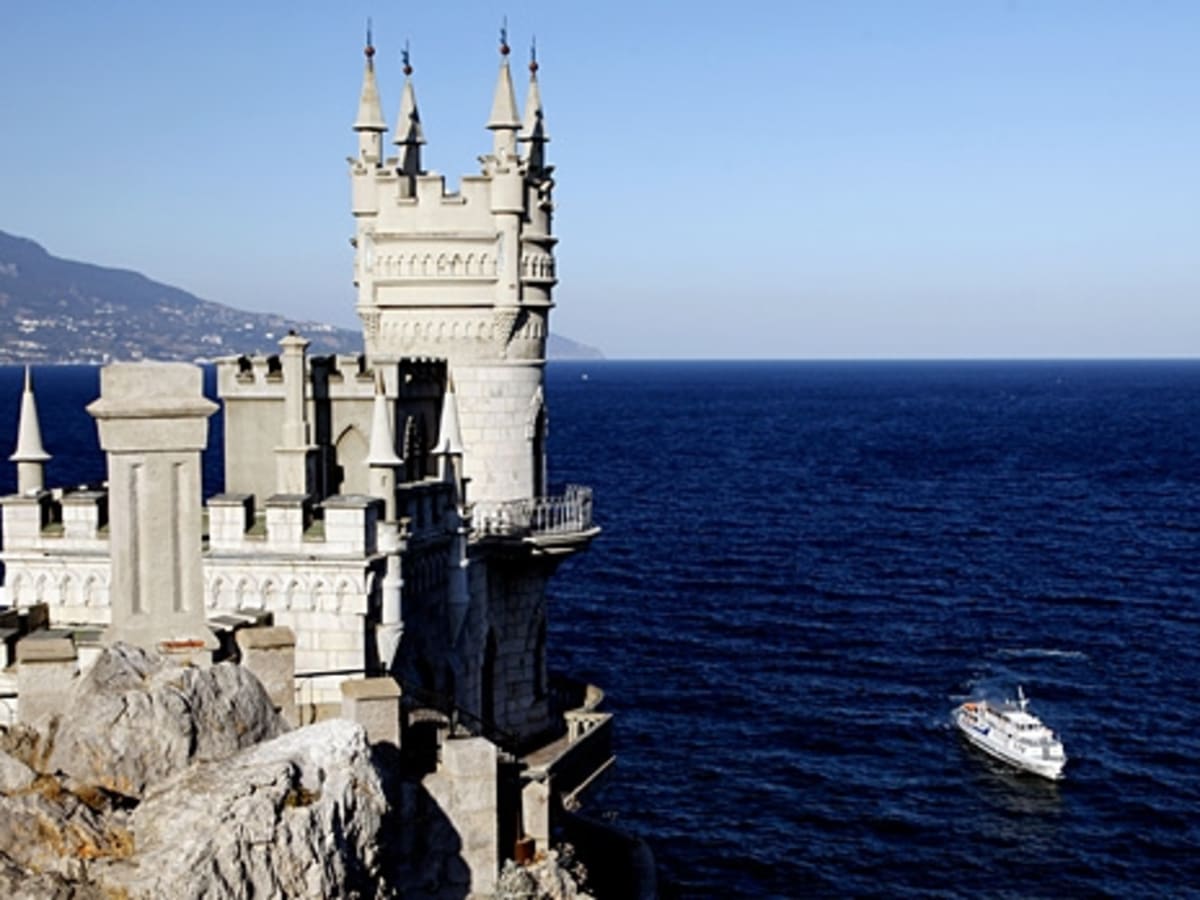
0;781;133;881
45;643;284;797
0;749;36;794
0;850;106;900
98;719;389;900
497;848;593;900
0;649;481;899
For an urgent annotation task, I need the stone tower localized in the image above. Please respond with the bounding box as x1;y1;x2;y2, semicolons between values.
2;29;600;752
349;32;557;507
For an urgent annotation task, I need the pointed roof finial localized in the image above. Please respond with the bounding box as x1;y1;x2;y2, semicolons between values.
488;20;521;130
354;20;387;133
367;371;404;469
10;366;50;466
521;38;549;150
394;41;425;152
530;36;538;73
433;380;465;456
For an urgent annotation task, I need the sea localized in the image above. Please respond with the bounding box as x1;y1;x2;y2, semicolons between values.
2;361;1199;898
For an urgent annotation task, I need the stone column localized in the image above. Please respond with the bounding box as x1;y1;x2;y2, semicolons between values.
87;363;218;656
275;333;316;495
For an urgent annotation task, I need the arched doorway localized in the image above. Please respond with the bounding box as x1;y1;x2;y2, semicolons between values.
334;425;368;494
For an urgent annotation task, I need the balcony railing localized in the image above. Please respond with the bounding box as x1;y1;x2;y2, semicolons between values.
473;484;594;538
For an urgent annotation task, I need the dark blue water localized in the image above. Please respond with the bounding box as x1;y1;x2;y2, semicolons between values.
0;366;225;496
544;361;1200;898
3;361;1198;897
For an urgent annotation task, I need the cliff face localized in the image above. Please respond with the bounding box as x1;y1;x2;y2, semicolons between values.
0;231;602;363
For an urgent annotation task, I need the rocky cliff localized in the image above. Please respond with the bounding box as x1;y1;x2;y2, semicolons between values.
0;644;589;899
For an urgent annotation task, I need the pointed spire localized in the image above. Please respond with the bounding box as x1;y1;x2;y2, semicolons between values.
354;20;387;134
432;382;465;456
393;42;425;176
487;21;521;131
520;38;549;163
367;372;403;468
10;366;50;495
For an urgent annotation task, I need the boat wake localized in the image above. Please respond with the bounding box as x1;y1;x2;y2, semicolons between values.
993;647;1088;661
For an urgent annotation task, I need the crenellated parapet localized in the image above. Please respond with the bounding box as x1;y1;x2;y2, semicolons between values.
217;352;446;399
207;492;383;558
0;485;108;552
1;485;112;625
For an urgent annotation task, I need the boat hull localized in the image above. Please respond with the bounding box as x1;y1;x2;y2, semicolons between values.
954;707;1065;780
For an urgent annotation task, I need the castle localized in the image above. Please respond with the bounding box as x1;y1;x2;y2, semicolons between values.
0;30;617;893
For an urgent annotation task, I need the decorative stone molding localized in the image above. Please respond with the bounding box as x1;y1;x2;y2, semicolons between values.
361;310;380;341
493;308;521;354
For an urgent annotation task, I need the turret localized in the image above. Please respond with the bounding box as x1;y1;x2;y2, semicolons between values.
518;39;557;308
486;26;521;163
487;25;524;306
9;366;50;495
353;24;387;165
393;44;425;180
367;370;405;670
520;40;549;173
367;372;403;518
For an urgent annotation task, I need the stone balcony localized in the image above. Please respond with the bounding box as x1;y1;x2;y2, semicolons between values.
471;485;599;555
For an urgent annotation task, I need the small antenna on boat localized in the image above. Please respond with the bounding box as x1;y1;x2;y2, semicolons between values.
1017;685;1027;710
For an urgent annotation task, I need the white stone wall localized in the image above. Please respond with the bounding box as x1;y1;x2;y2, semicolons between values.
455;364;544;503
206;560;377;706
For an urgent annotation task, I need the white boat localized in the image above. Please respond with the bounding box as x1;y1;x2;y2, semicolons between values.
953;686;1066;780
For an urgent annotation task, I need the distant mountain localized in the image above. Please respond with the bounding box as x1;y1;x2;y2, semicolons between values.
0;231;601;363
546;332;603;360
0;231;359;363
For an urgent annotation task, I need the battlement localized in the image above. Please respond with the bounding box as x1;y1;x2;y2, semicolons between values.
207;492;383;558
216;353;446;400
0;485;108;551
205;478;457;557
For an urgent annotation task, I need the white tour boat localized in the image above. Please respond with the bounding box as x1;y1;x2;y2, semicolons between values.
953;686;1066;780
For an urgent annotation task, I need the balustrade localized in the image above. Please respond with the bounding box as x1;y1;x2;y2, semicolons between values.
472;485;593;538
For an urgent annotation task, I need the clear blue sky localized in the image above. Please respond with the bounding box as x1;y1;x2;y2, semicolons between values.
2;1;1197;358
